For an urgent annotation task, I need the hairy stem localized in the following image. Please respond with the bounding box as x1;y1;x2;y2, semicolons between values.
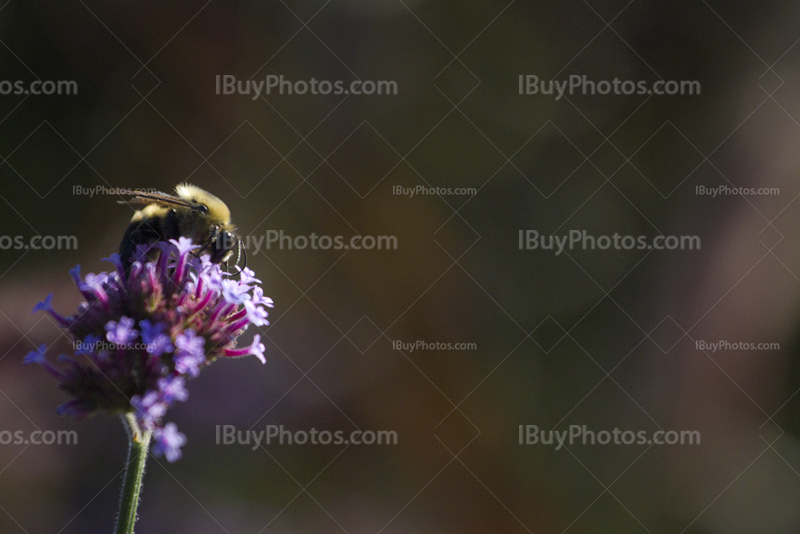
114;413;152;534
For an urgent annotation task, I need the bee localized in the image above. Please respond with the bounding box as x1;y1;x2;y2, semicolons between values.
118;183;245;271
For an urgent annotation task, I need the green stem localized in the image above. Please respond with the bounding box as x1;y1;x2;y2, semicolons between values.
115;413;152;534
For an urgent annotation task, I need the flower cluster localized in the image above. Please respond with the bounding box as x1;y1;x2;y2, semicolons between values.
24;238;272;461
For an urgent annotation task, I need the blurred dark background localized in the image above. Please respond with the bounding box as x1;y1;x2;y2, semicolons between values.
2;1;800;532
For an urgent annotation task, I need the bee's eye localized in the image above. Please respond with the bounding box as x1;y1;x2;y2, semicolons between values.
197;204;209;214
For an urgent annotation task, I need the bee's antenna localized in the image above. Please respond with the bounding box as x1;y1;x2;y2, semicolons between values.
238;237;247;272
229;237;247;279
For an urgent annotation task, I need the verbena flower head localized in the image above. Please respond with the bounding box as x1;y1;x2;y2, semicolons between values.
25;238;271;461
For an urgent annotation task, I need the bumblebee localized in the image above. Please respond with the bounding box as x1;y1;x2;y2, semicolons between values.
118;183;245;271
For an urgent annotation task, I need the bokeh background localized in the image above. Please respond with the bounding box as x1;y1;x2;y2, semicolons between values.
1;1;800;532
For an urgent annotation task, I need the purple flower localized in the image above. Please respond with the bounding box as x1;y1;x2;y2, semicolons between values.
139;320;174;357
174;352;205;377
248;334;266;364
32;294;54;314
131;391;167;429
239;267;261;287
152;423;186;463
170;238;201;283
175;330;205;358
194;258;225;292
193;254;214;272
252;286;274;308
138;320;163;341
27;238;273;461
133;243;155;264
157;376;188;403
171;237;200;256
149;337;173;357
243;300;269;327
32;294;71;327
80;272;110;293
224;334;267;364
68;265;81;285
174;330;206;377
102;253;125;279
26;346;66;380
131;377;188;431
105;317;138;346
221;279;250;305
24;343;48;365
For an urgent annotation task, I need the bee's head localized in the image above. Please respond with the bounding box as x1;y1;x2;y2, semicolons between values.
210;226;237;264
208;225;247;273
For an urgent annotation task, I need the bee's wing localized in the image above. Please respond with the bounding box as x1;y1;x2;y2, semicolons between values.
118;191;196;209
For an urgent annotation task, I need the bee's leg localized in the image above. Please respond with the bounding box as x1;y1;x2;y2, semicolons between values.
224;237;245;277
119;225;139;269
119;218;164;269
205;226;219;257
